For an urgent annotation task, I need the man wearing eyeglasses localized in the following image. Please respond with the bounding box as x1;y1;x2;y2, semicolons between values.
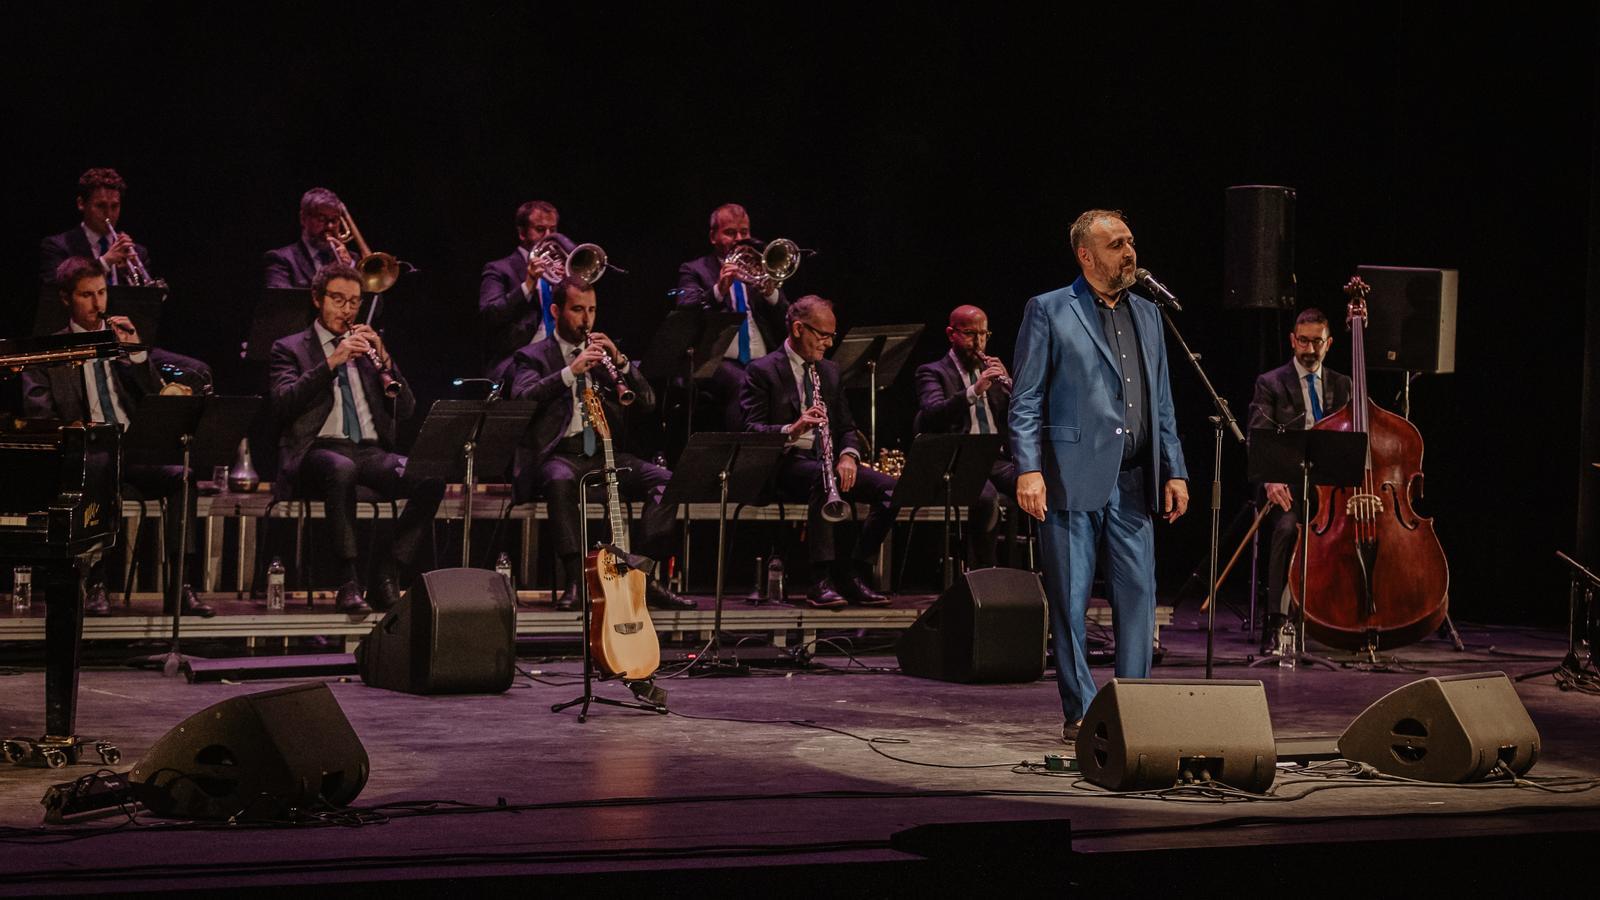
739;295;897;609
264;188;347;290
913;305;1018;567
1247;307;1352;655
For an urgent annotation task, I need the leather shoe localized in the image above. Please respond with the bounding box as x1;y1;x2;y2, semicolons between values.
164;585;215;618
84;583;111;617
554;581;580;612
335;581;371;615
645;581;695;611
1063;720;1082;744
836;573;890;607
367;576;402;613
803;578;847;610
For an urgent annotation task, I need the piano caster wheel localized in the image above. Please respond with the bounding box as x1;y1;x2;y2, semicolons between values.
43;749;68;769
2;740;24;764
96;742;120;766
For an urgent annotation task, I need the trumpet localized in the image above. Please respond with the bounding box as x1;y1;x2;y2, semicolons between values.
531;234;623;284
807;364;850;523
329;204;401;294
583;331;635;405
723;237;801;294
103;219;164;288
979;353;1013;390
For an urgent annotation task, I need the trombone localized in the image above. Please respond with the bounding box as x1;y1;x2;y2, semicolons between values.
530;234;626;284
724;238;801;294
329;205;401;294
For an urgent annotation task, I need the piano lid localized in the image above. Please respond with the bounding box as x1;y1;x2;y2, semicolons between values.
0;330;127;370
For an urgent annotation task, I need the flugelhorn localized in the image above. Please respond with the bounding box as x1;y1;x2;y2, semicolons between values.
103;219;164;288
531;234;624;284
808;364;849;523
583;331;635;405
723;237;801;294
330;204;401;293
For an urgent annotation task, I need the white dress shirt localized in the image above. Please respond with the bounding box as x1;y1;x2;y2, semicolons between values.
315;321;378;441
783;340;858;459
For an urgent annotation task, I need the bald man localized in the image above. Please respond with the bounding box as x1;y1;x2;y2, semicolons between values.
913;305;1018;568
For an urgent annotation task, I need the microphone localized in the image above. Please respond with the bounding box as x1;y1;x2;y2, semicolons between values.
1133;268;1183;312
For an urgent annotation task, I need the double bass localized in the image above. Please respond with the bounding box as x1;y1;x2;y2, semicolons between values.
1289;276;1450;649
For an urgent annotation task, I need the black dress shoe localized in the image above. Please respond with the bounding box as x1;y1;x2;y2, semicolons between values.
645;582;695;611
554;582;580;612
335;581;371;614
84;583;111;617
836;573;890;607
367;576;402;613
803;578;847;610
164;585;215;618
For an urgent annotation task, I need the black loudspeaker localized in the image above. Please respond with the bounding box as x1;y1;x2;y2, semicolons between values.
1338;672;1539;782
356;567;516;695
1355;265;1458;373
1077;679;1277;793
896;567;1046;684
1224;185;1297;310
129;683;368;820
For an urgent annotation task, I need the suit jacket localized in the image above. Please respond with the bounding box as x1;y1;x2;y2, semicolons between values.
1247;360;1353;435
263;240;325;290
1010;275;1188;513
40;226;151;284
914;352;1012;452
738;347;864;459
507;335;657;470
268;324;416;492
20;327;162;422
479;249;544;383
675;253;789;354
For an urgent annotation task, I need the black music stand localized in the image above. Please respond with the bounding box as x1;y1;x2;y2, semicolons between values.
31;286;167;341
243;289;313;362
832;324;925;454
661;432;787;675
895;433;1005;590
551;468;670;722
642;308;743;437
407;399;536;568
1246;427;1368;672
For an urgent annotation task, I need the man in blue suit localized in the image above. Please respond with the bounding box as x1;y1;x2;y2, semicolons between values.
1009;209;1189;742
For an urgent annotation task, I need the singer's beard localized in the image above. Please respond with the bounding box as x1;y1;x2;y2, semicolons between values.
1105;264;1136;293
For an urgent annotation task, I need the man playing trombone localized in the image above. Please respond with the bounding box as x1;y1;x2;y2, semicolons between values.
263;188;348;290
739;296;896;609
480;199;562;384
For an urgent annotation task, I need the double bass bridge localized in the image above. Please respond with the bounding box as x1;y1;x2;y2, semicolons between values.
1346;492;1385;524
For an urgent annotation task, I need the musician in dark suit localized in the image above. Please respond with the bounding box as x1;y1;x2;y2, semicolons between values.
268;263;444;613
1247;306;1353;654
38;168;151;287
739;295;896;609
508;276;693;613
480;200;561;384
21;257;212;618
676;204;791;429
263;188;347;290
914;304;1019;568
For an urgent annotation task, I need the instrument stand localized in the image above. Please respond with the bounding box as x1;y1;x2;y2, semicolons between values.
407;398;534;568
832;325;924;456
1153;303;1246;679
552;469;669;722
661;433;786;674
1516;552;1600;687
893;433;1004;591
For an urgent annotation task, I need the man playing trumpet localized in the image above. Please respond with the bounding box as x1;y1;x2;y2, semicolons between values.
480;199;562;384
39;168;153;287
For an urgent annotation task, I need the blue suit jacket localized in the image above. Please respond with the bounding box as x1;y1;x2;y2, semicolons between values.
1009;274;1188;512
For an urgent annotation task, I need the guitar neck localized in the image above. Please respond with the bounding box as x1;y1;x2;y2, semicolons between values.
600;436;629;554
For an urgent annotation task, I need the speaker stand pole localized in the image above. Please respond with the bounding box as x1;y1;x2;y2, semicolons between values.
941;471;954;591
460;438;476;569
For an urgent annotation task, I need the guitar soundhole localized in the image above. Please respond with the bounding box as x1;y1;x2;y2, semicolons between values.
614;622;642;635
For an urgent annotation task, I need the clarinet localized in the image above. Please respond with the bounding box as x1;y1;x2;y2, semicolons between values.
808;364;850;523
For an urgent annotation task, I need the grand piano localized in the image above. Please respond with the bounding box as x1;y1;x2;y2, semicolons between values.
1;331;125;768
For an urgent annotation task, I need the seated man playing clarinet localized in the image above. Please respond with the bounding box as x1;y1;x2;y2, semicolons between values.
739;295;896;609
268;263;444;613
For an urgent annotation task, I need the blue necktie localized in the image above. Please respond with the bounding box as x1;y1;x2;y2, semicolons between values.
570;347;596;456
334;344;363;440
1306;372;1324;422
92;360;121;426
971;370;993;434
538;278;555;342
96;234;116;286
732;281;751;364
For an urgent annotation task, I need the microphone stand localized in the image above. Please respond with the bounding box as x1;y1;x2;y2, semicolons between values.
1151;295;1245;680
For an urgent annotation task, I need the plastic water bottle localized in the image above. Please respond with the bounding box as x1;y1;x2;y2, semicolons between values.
765;556;785;602
266;557;286;612
495;552;514;590
11;565;31;614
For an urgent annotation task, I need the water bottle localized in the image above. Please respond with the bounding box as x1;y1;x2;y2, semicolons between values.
765;556;785;602
266;557;286;612
495;552;514;590
12;565;31;614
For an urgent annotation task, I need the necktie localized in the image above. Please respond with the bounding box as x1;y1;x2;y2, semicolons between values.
1306;372;1324;422
334;338;363;440
732;280;751;364
971;370;993;434
92;360;121;426
96;234;117;286
538;278;556;343
572;347;596;456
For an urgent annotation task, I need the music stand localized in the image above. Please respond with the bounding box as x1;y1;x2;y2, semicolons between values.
641;308;743;437
187;397;263;475
894;433;1004;589
407;399;536;567
243;289;313;362
1246;427;1368;671
31;286;167;341
831;324;925;454
660;432;787;675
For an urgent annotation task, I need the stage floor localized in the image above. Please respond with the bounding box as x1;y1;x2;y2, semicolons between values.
2;610;1598;896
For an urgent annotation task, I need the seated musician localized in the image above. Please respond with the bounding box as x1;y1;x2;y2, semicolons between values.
1248;307;1352;654
676;203;791;429
507;276;694;612
21;257;214;618
480;199;561;384
739;295;896;609
263;188;348;290
268;263;444;613
39;168;150;286
913;304;1019;568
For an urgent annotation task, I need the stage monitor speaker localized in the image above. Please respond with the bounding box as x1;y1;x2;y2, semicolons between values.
129;683;368;820
896;567;1046;684
356;567;516;695
1077;678;1277;793
1337;672;1539;782
1224;184;1296;310
1355;264;1458;373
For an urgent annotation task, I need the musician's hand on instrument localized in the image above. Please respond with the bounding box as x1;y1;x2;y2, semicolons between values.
587;331;621;361
102;234;136;268
787;404;827;437
350;325;388;366
1265;482;1293;512
1016;471;1047;521
569;342;606;375
717;260;742;295
1163;479;1189;523
836;454;858;492
975;359;1007;394
105;315;139;345
524;254;548;290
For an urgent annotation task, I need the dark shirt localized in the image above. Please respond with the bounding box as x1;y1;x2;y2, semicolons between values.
1095;292;1147;461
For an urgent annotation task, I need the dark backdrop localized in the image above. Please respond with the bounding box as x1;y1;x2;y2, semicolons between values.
3;5;1594;620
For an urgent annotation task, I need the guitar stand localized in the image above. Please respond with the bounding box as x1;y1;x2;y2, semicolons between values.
551;469;668;723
